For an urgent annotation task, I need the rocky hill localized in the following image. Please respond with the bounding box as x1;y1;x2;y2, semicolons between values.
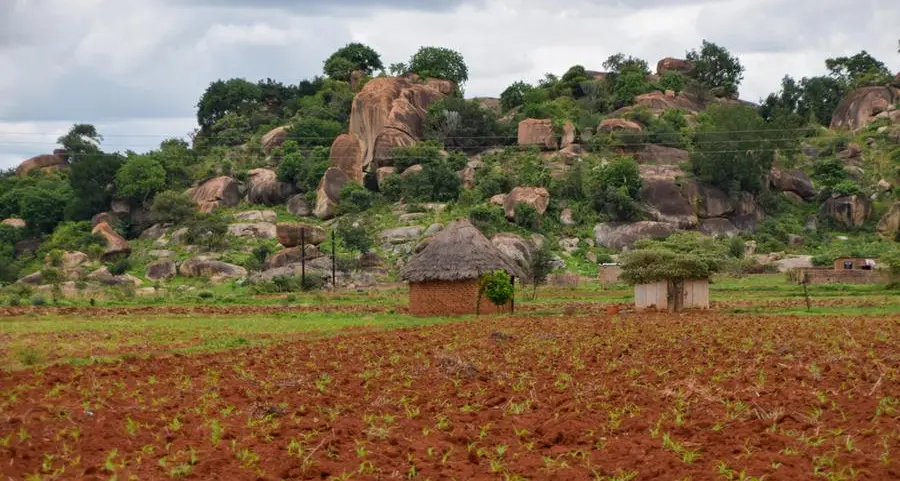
1;42;899;300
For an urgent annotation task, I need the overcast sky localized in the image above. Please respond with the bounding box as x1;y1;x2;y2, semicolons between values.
1;0;898;170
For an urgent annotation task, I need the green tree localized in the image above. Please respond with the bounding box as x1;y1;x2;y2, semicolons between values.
477;270;514;314
500;81;532;113
685;40;745;96
323;42;384;80
56;123;103;162
66;152;125;220
287;117;344;148
407;46;468;88
658;71;687;93
150;190;197;224
19;186;73;235
338;183;375;215
825;50;893;88
529;242;556;300
276;142;331;193
185;213;229;251
424;96;501;152
690;104;794;195
196;78;262;133
602;54;650;75
115;155;167;204
760;74;846;126
587;157;642;221
620;232;727;312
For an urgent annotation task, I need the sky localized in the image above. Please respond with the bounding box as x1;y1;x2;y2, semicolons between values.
1;0;898;170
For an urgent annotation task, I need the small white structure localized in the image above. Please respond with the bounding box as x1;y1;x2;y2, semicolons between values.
634;279;710;311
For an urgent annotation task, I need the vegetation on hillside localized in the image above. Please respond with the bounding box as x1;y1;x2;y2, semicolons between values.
1;39;899;290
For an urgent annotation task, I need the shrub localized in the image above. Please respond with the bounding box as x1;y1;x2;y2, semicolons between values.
478;270;514;310
150;190;197;224
337;221;371;254
185;213;230;251
338;183;375;215
108;258;132;276
468;205;508;237
513;203;540;230
587;157;642;221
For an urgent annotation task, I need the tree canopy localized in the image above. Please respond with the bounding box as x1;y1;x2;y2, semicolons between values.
685;40;745;97
323;42;384;81
407;46;469;88
620;232;728;285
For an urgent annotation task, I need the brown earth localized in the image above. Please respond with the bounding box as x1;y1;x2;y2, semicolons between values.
2;312;899;480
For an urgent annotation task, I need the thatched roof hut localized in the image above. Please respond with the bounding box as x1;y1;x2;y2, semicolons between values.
400;219;526;316
401;219;526;283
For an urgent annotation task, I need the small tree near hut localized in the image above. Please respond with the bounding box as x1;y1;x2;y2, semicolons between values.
477;270;514;315
620;233;726;312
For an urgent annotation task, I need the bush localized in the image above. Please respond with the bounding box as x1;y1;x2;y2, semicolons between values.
337;221;371;254
338;183;375;215
478;270;514;310
468;205;508;237
513;203;540;230
587;157;642;221
276;142;331;193
150;190;197;224
108;258;132;276
185;213;229;251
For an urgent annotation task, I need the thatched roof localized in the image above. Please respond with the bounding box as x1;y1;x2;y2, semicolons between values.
400;219;527;283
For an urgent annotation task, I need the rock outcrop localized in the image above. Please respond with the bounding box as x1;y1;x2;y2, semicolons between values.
821;195;872;227
314;167;350;220
639;168;698;228
146;260;177;281
16;149;68;177
91;221;131;262
593;222;680;250
234;210;277;223
503;187;550;219
635;145;689;164
517;118;557;150
329;134;366;183
830;86;900;131
261;126;289;154
287;195;311;217
876;202;900;237
598;118;643;134
246;168;297;205
227;222;277;239
276;223;327;247
770;167;815;200
178;257;247;283
186;176;241;213
491;233;535;276
266;245;324;270
1;218;26;229
340;76;450;176
656;57;696;76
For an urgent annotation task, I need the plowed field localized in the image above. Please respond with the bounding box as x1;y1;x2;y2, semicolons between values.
3;311;900;480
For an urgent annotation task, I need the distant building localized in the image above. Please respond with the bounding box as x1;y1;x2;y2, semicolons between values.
598;263;623;285
634;279;710;312
795;257;887;285
833;257;876;271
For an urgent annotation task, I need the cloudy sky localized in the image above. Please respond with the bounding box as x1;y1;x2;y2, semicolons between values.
1;0;898;169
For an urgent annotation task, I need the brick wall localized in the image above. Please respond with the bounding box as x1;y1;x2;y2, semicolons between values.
799;268;889;285
598;266;623;285
408;280;512;316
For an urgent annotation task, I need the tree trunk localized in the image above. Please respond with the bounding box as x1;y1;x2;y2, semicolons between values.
667;279;685;312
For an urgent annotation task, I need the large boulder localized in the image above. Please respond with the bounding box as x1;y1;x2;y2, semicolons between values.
186;176;241;213
635;145;689;164
517;118;557;150
593;221;680;250
699;218;740;238
346;76;449;172
379;226;423;244
769;167;815;200
681;181;733;218
560;121;576;149
830;86;900;131
178;257;247;283
876;202;900;237
16;149;68;177
491;233;534;276
266;245;324;270
503;187;550;219
234;210;277;223
656;57;696;76
630;91;702;115
1;218;26;229
821;195;872;227
246;168;297;205
598;118;643;134
91;221;131;262
139;223;169;241
261;126;289;155
87;267;143;287
314;168;350;220
329;134;366;183
146;260;177;281
286;195;311;217
276;223;327;247
228;222;277;239
638;166;698;228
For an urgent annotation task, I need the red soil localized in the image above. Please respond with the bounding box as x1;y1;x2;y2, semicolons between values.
2;312;900;480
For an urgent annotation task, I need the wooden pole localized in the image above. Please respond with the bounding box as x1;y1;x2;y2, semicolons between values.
300;228;306;288
331;230;336;290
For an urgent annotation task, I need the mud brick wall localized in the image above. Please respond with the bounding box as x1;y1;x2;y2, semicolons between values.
408;280;512;316
802;268;889;285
